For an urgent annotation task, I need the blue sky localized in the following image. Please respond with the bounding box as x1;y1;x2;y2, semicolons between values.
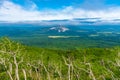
9;0;120;9
10;0;120;10
0;0;120;21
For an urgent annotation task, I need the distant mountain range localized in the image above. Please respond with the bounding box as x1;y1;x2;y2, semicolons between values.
1;18;120;25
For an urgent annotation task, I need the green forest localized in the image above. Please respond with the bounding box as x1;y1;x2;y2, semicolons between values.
0;37;120;80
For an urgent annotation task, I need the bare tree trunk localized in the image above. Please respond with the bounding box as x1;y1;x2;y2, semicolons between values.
7;71;14;80
87;63;96;80
14;55;19;80
1;59;13;80
68;65;71;80
8;62;13;80
7;71;13;80
9;62;13;74
63;56;72;80
22;69;27;80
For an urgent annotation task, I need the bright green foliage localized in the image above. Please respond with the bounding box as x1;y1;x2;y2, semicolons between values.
0;38;120;80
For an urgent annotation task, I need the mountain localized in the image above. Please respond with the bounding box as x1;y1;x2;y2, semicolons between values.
49;25;69;32
1;18;120;25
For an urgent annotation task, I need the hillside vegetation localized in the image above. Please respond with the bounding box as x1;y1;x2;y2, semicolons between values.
0;38;120;80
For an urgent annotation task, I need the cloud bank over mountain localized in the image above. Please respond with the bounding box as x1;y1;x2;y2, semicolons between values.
0;0;120;22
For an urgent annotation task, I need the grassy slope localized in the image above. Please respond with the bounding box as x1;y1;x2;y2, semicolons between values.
23;46;120;80
0;38;120;80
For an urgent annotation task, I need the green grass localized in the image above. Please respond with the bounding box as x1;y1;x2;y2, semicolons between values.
0;38;120;80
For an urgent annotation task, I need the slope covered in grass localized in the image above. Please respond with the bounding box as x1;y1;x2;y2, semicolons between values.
0;38;120;80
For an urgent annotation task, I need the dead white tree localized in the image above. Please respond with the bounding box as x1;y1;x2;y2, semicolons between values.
85;63;96;80
0;58;13;80
13;54;23;80
63;56;74;80
0;38;24;80
22;69;27;80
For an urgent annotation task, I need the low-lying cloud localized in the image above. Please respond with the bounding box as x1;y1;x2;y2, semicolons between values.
0;1;120;22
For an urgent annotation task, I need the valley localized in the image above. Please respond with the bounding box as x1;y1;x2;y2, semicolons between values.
0;23;120;49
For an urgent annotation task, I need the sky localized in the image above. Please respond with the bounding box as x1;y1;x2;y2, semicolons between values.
0;0;120;21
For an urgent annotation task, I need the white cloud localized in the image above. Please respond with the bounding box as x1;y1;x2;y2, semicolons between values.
0;1;120;22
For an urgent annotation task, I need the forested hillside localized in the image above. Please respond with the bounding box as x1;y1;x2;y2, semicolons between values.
0;38;120;80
